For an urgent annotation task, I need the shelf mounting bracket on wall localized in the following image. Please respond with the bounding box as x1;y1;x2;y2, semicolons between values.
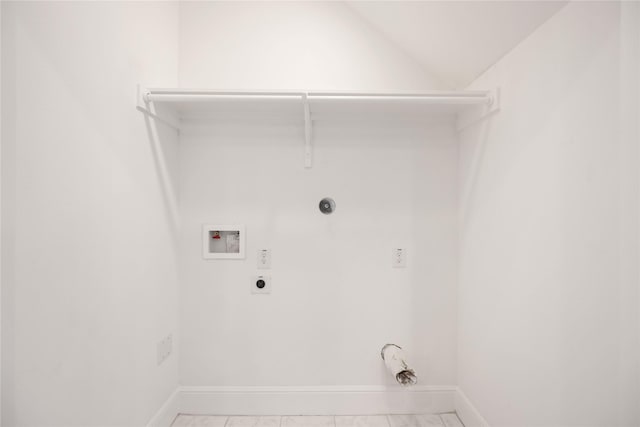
136;85;500;165
302;93;313;168
136;85;181;133
456;87;501;132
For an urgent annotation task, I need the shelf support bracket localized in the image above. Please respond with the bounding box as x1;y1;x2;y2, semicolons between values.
303;93;313;168
136;85;180;133
456;87;501;133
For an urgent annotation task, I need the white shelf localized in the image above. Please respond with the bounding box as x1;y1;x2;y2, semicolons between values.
136;86;500;167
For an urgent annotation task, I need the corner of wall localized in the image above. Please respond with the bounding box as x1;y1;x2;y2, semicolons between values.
454;388;489;427
146;387;180;427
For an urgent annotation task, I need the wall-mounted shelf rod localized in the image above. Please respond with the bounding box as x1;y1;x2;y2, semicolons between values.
142;89;493;105
144;93;304;103
308;92;492;105
137;85;500;169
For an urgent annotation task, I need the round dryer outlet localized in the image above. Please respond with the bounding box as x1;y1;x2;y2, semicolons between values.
251;275;271;294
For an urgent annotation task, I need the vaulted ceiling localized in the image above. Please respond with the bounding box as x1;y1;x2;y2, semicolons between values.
346;1;568;89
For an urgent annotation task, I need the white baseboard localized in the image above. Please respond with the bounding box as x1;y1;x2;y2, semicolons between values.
147;385;468;427
454;388;490;427
147;387;180;427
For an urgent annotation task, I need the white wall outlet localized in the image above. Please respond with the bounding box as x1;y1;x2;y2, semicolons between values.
257;249;271;269
251;275;271;294
156;333;173;365
392;248;407;268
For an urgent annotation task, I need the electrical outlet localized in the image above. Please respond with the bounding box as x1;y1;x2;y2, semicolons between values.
257;249;271;269
392;248;407;268
251;275;271;294
157;333;173;365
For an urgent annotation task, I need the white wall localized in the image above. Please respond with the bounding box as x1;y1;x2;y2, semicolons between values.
618;2;640;423
458;2;640;426
0;1;3;422
179;1;445;91
176;2;457;390
1;2;180;426
4;1;636;424
178;119;458;388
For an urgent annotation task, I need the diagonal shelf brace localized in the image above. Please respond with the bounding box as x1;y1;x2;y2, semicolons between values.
302;93;313;169
136;85;181;132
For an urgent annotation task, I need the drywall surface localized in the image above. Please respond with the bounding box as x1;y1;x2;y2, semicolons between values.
345;1;568;89
177;0;457;391
1;2;180;426
178;1;445;91
178;120;458;387
618;2;640;423
458;2;640;426
0;2;3;423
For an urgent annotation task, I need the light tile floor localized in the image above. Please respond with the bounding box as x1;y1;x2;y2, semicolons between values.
172;413;464;427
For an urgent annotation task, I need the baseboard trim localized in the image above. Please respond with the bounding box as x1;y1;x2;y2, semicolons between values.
454;388;490;427
180;385;457;416
147;385;471;426
147;387;180;427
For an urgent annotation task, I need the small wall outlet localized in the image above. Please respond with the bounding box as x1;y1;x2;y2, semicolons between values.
392;248;407;268
251;275;271;294
156;333;173;365
257;249;271;269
